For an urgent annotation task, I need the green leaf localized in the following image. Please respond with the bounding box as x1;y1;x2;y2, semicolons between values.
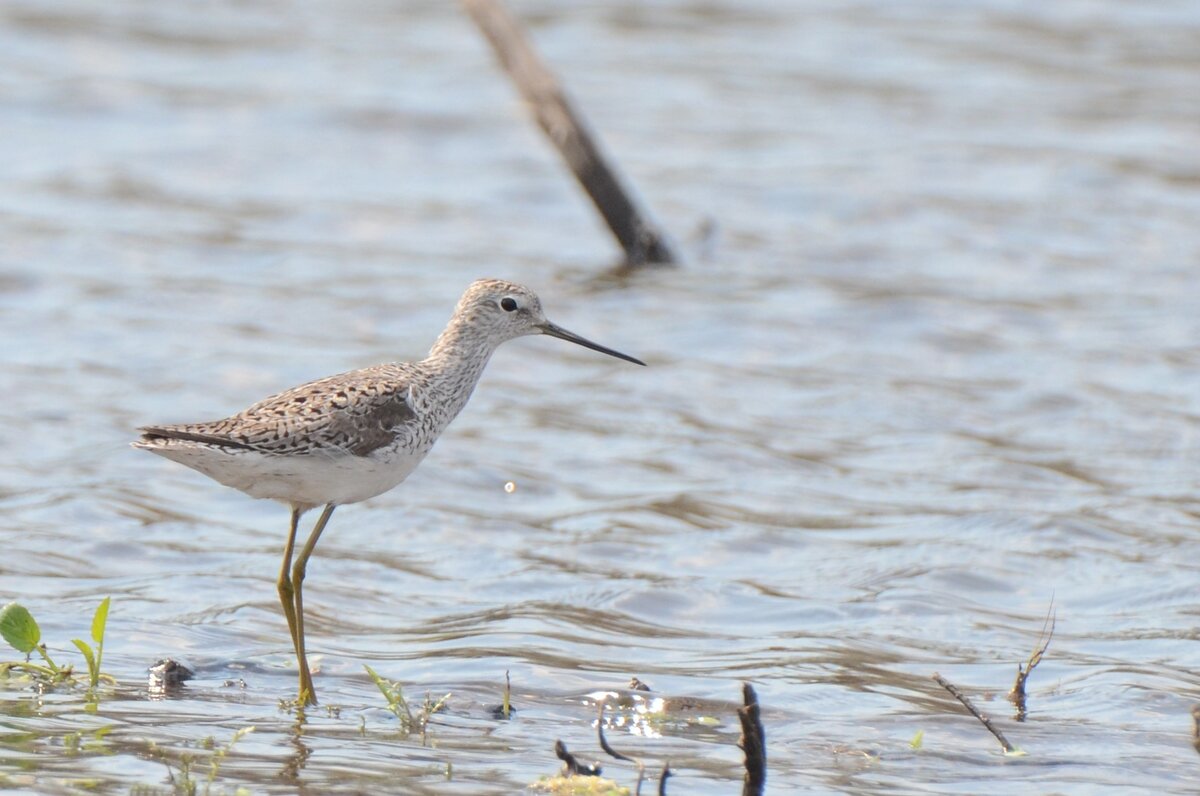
90;597;109;689
364;664;392;702
363;664;412;723
910;729;925;750
229;726;255;744
91;597;110;645
72;639;96;682
0;603;42;654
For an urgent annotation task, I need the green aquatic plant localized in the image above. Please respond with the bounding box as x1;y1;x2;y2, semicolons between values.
0;602;66;679
71;596;110;689
63;725;115;756
139;727;255;796
0;598;114;688
365;663;411;721
204;727;255;791
503;669;512;719
363;664;450;736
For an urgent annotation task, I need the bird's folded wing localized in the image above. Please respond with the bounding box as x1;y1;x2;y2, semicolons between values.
139;369;418;458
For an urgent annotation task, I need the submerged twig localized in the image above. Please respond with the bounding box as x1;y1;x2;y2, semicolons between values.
737;683;766;796
657;761;671;796
1009;601;1056;721
597;700;645;794
554;739;601;777
933;672;1016;754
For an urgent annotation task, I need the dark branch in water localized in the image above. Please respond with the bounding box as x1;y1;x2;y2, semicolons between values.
554;739;601;776
460;0;679;268
1009;600;1056;721
597;701;646;794
933;672;1016;753
737;683;766;795
658;761;672;796
596;701;635;764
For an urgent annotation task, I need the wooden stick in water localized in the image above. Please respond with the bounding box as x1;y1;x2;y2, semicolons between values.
461;0;679;267
738;683;766;795
933;672;1016;754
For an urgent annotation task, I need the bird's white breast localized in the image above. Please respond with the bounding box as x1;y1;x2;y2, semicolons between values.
144;441;429;509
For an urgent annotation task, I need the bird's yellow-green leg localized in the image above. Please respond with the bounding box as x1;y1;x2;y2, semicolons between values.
277;507;304;698
292;503;336;705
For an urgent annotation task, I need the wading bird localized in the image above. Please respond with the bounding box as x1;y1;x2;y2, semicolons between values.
134;279;644;704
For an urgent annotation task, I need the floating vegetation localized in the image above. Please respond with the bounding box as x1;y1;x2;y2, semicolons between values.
139;726;255;796
63;724;116;756
531;773;630;795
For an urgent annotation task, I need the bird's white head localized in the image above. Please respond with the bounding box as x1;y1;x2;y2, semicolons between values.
432;279;645;365
453;279;548;342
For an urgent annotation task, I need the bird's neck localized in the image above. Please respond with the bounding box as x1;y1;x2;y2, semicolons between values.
422;313;499;419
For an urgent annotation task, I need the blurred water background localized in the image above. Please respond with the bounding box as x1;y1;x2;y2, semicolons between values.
2;0;1200;792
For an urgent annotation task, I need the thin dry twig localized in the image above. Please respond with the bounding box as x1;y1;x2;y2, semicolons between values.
737;683;766;796
1009;600;1056;720
933;672;1016;753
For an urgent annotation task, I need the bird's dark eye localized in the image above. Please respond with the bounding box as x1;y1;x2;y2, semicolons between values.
500;297;518;312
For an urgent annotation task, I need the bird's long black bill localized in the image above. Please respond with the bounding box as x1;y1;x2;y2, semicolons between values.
540;321;646;366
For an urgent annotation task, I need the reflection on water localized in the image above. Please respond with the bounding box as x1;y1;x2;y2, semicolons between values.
3;0;1200;792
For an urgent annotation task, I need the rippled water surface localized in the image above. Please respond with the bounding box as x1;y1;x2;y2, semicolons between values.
3;0;1200;792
